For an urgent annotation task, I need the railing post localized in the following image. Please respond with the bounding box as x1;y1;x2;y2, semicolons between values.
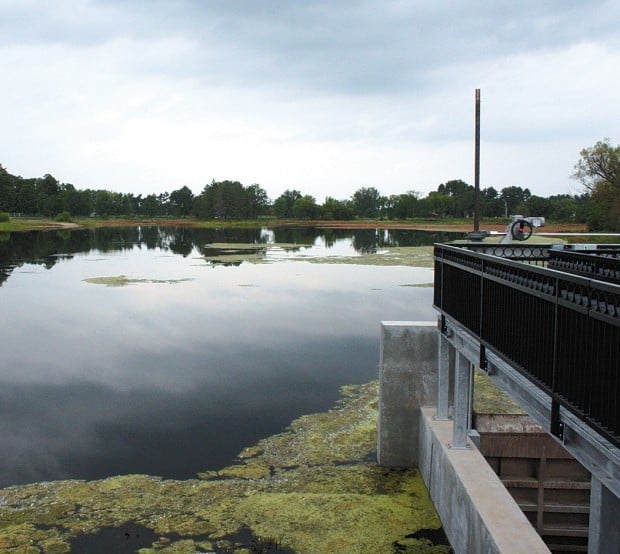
437;330;451;421
452;351;472;448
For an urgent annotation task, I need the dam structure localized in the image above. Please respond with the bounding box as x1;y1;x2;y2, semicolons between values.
378;242;620;554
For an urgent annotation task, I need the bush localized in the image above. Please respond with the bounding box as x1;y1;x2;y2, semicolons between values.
54;211;73;223
0;212;9;222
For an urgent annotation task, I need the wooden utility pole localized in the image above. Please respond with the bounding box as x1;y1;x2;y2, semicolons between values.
474;89;481;232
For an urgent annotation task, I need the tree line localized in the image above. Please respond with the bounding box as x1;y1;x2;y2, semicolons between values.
1;139;617;230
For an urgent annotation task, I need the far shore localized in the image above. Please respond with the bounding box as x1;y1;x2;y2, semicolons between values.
0;216;587;234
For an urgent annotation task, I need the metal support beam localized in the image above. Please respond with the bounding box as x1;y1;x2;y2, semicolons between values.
589;476;620;554
442;314;620;499
437;331;451;421
452;351;472;449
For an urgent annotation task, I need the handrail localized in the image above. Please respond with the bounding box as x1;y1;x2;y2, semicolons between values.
434;242;619;448
548;248;620;285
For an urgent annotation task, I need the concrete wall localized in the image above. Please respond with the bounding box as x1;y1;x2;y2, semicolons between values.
418;407;550;554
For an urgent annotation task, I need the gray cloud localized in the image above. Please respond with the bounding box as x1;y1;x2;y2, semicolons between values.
0;0;618;197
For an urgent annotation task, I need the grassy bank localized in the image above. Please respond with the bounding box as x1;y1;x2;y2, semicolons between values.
0;215;588;233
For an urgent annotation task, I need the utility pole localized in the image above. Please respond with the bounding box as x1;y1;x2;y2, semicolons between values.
474;89;481;232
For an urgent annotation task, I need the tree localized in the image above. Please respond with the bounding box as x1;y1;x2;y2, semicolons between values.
169;186;194;217
573;139;620;231
351;187;381;218
193;180;249;220
437;179;473;218
273;190;302;218
480;187;504;218
157;192;170;216
423;192;455;218
245;184;270;218
142;194;161;216
292;195;321;219
549;195;577;222
59;183;92;216
16;179;37;214
388;192;419;219
322;197;353;220
500;186;531;217
519;195;550;218
94;190;124;216
573;139;619;193
0;165;16;212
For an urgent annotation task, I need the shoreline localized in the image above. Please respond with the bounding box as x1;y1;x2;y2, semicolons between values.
0;216;588;234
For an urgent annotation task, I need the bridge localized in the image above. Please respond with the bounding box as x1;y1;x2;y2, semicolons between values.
378;241;620;553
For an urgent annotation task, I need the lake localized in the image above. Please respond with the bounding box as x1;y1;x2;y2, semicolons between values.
0;226;459;488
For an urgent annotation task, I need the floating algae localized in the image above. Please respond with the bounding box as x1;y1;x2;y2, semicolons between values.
285;246;436;267
0;382;450;553
198;243;436;268
83;275;194;287
200;243;303;266
473;368;525;415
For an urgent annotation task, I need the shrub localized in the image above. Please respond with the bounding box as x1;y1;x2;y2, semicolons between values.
0;212;9;222
55;211;73;223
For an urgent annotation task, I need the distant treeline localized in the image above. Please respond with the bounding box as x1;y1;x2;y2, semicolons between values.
0;165;598;225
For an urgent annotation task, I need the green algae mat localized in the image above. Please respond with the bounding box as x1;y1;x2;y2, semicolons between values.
0;382;450;553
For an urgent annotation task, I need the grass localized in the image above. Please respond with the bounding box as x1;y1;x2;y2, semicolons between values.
0;215;590;232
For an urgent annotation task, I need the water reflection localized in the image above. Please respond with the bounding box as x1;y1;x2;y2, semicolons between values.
0;226;461;285
0;226;450;488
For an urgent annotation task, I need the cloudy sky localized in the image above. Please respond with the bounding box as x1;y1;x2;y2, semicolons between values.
1;1;618;201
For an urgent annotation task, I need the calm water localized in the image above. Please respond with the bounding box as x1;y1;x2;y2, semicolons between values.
0;226;456;488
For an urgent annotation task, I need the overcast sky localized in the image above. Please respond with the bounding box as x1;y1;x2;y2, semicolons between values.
1;1;618;201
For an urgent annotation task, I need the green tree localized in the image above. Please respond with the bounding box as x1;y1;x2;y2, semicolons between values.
573;139;619;192
292;195;321;219
16;179;38;214
245;184;270;218
142;194;161;216
423;192;455;218
169;186;194;217
273;190;302;218
500;186;531;217
0;165;16;212
437;179;474;218
573;139;620;231
519;195;550;218
94;190;124;216
158;192;170;216
480;187;504;218
388;192;419;219
194;180;248;219
322;197;353;220
57;184;92;216
351;187;381;218
549;196;577;222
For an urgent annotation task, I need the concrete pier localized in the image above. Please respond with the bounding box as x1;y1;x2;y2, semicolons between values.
377;321;438;467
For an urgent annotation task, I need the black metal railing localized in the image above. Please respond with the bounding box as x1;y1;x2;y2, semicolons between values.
434;243;620;448
548;247;620;285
